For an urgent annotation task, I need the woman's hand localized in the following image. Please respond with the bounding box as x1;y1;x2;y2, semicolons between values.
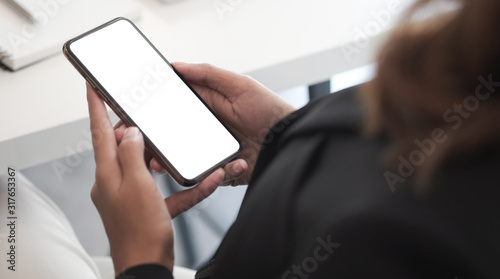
87;84;225;274
150;63;296;186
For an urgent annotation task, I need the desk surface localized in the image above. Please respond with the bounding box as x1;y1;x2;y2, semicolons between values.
0;0;413;171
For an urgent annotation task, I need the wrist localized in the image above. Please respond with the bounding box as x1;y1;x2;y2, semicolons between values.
113;254;174;275
111;242;174;274
116;264;174;279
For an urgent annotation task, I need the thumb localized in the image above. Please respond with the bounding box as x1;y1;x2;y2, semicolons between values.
172;63;248;98
165;168;225;219
118;127;147;174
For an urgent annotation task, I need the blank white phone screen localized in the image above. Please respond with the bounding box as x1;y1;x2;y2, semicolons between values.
69;19;240;181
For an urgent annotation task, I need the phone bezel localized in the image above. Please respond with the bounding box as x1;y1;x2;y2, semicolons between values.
63;17;242;186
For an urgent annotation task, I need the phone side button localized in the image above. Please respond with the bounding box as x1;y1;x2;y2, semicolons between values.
87;80;98;90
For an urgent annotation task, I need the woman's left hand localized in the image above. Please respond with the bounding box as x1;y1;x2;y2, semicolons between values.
86;83;226;274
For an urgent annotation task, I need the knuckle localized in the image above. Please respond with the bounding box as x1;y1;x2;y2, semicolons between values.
90;185;98;204
200;63;214;70
119;137;136;151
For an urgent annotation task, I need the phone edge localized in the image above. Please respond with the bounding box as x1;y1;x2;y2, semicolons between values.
62;17;243;186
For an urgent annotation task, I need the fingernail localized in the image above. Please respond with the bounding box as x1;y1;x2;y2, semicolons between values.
124;127;140;140
152;169;166;175
232;161;243;175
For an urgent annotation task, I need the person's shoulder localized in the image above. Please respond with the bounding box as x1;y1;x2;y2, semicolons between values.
250;84;368;185
281;85;365;143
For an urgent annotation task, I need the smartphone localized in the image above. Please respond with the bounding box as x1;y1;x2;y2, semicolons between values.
63;17;241;186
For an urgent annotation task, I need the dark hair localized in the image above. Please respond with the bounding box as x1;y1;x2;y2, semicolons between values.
364;0;500;189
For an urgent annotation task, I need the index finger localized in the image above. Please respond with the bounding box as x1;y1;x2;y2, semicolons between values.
86;83;119;168
172;62;251;98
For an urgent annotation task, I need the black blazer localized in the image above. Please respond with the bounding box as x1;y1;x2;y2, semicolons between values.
119;86;500;279
206;86;500;279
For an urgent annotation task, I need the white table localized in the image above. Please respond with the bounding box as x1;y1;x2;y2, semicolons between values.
0;0;413;175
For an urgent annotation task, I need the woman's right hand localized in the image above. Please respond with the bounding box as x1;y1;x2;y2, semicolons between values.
150;63;296;186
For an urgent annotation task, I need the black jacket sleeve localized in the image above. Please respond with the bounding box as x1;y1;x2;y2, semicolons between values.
116;264;173;279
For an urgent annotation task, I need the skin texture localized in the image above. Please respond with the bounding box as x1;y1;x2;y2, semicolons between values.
86;63;295;274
